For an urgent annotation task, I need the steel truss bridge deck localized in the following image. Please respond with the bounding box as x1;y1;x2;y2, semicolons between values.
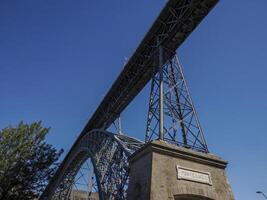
82;0;218;136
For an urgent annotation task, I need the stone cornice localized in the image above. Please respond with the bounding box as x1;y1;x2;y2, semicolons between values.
129;140;228;169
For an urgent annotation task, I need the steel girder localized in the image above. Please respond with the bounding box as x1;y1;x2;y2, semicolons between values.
39;130;143;200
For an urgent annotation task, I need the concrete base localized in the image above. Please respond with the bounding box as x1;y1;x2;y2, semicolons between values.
127;140;234;200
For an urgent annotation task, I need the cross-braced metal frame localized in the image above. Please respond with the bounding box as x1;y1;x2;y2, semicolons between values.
69;158;98;200
39;130;143;200
145;54;208;152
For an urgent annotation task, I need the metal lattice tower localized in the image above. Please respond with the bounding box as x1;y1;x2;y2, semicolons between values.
145;53;208;153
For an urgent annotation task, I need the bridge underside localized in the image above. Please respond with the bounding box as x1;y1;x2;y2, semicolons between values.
80;0;218;139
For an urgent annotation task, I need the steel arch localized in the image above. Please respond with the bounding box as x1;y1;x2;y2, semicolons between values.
40;130;143;200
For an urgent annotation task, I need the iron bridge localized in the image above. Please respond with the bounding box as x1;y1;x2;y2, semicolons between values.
40;0;218;199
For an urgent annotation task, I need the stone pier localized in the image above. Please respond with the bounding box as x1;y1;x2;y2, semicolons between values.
127;140;234;200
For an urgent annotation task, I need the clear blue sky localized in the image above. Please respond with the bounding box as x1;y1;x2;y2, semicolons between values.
0;0;267;199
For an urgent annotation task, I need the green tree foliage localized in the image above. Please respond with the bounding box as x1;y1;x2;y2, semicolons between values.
0;121;63;200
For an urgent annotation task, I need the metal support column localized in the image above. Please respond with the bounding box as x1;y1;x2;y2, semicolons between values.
112;115;123;135
158;41;164;141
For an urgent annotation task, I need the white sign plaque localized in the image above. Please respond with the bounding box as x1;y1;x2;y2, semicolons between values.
176;165;212;185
